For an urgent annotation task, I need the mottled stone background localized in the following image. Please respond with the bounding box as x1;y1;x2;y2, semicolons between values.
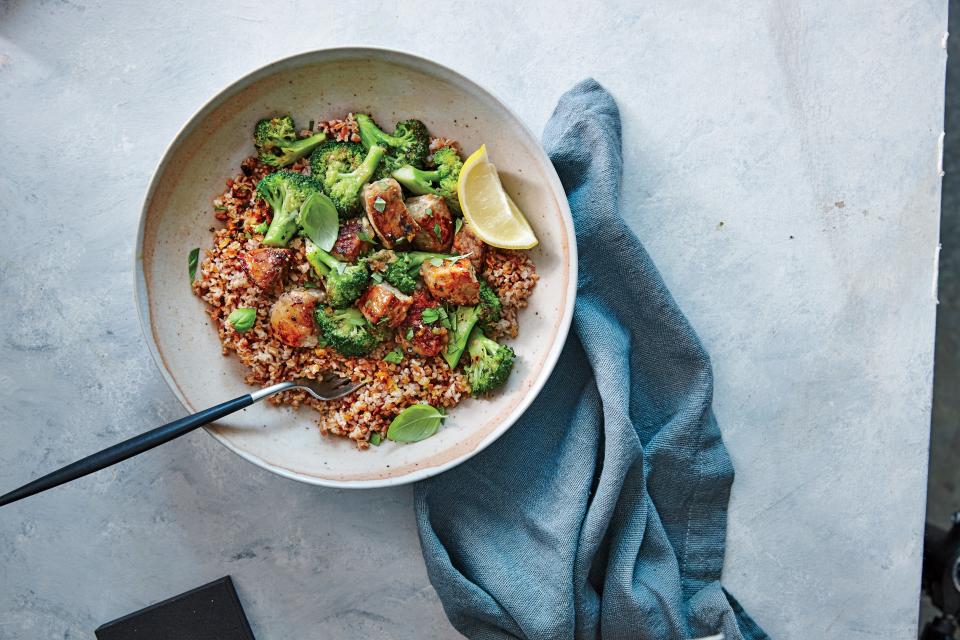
922;0;960;635
0;2;947;638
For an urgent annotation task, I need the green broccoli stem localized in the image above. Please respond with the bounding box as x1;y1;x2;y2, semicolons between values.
356;115;401;149
305;241;342;276
391;165;440;195
443;305;480;368
351;144;386;182
262;210;299;246
467;328;499;359
288;133;326;153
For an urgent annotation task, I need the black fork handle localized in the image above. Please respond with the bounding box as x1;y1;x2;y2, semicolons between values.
0;394;254;508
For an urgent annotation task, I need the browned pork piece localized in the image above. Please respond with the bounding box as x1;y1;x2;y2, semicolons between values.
330;217;375;263
420;257;481;306
269;288;323;347
357;282;413;328
406;194;454;253
451;222;487;272
397;290;449;357
363;178;417;248
241;247;291;290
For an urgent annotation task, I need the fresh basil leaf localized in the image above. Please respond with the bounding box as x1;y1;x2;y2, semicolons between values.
369;432;382;446
383;348;404;364
373;196;387;213
357;231;374;243
227;307;256;332
421;307;440;324
386;404;445;443
297;192;339;251
188;247;200;283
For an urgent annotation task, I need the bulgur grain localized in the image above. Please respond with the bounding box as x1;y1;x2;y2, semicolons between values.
193;135;537;449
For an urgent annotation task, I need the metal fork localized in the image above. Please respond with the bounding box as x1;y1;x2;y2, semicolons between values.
0;376;363;508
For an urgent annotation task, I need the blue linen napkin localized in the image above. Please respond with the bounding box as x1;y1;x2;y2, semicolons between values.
414;79;768;640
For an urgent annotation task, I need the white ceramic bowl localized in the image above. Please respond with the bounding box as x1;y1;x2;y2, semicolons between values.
135;48;576;488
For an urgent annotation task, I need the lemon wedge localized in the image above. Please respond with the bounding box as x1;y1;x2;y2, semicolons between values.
458;145;539;250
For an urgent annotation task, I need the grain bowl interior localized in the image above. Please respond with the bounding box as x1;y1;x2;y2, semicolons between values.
192;116;538;449
136;49;574;486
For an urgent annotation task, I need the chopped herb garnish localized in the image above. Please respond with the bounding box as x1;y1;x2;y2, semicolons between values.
383;348;404;364
357;231;375;243
371;271;383;283
188;247;200;283
425;207;433;216
421;307;441;324
373;196;387;213
434;223;442;239
405;327;414;340
214;205;228;211
455;218;463;235
369;432;382;446
227;307;256;332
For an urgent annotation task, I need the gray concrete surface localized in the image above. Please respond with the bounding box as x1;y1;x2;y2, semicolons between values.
929;2;960;531
0;1;947;638
922;0;960;634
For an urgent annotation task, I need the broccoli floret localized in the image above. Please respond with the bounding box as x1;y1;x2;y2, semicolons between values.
391;147;464;211
464;329;515;395
256;171;325;247
442;282;502;368
254;116;327;167
355;114;430;177
314;306;381;356
476;281;502;330
305;239;370;308
310;141;385;217
371;250;451;294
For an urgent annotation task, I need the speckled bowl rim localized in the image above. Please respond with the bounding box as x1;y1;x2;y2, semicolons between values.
134;47;577;489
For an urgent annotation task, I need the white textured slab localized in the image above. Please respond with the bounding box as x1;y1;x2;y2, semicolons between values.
0;1;945;638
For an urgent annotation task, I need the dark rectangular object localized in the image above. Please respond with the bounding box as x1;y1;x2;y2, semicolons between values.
95;576;255;640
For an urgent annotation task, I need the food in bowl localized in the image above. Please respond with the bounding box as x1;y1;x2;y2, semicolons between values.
191;113;539;449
